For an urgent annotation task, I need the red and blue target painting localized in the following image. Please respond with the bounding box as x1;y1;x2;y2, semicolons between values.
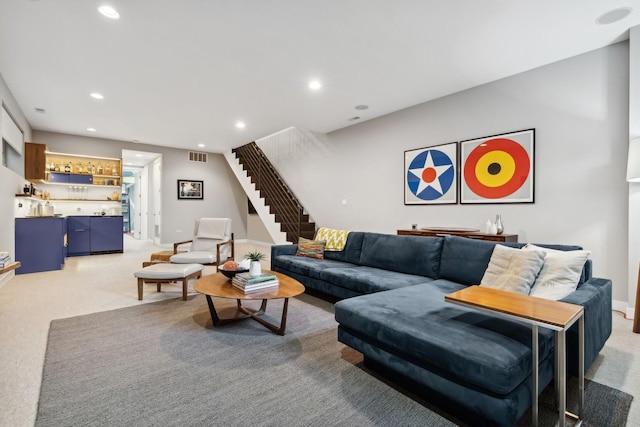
404;142;457;205
460;129;534;204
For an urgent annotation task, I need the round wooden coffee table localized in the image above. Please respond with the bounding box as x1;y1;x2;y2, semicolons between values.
193;270;305;335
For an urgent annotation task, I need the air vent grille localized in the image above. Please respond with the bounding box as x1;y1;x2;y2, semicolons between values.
188;151;208;163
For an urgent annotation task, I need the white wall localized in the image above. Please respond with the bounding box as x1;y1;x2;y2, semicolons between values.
31;131;248;245
265;42;630;304
0;73;31;281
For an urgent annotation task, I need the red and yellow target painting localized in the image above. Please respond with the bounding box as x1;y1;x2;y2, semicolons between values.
460;129;534;203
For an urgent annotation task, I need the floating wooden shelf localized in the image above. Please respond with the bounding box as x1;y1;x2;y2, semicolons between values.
0;262;21;274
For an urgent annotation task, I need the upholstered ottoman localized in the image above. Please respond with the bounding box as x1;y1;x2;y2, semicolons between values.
134;262;203;301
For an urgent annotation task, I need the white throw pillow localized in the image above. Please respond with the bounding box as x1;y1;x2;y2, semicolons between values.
523;243;591;300
480;244;546;295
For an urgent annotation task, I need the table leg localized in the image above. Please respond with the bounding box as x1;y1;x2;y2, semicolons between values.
532;324;538;426
579;315;584;420
558;330;566;426
204;296;290;335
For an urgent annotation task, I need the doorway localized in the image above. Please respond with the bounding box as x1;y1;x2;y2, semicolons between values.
121;149;162;242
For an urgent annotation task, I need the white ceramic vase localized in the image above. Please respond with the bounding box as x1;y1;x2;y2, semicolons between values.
249;260;262;277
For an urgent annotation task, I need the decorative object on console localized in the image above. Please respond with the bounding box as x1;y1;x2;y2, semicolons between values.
404;141;457;205
177;179;203;200
460;129;534;204
495;214;504;234
295;237;326;259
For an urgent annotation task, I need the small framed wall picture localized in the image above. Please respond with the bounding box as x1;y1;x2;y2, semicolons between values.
404;141;458;205
460;129;535;204
177;179;203;200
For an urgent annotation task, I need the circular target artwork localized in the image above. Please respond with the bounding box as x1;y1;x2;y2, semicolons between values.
460;129;534;204
404;142;457;204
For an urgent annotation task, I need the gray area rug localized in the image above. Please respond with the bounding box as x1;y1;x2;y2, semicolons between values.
36;294;632;427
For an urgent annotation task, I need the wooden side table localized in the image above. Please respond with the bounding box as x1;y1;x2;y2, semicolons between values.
445;285;584;426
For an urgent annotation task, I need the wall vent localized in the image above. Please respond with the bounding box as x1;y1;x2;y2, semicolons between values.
188;151;208;163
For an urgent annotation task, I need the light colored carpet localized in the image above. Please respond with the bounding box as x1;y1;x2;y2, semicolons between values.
35;292;633;427
35;294;457;427
1;235;638;426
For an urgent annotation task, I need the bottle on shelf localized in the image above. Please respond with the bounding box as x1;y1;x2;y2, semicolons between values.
97;162;103;175
112;164;118;176
64;162;71;173
87;162;94;174
54;163;60;172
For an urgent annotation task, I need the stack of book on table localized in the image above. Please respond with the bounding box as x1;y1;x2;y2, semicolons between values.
0;252;11;268
232;272;279;293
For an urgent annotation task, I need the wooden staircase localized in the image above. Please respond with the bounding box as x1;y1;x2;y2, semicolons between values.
232;142;315;243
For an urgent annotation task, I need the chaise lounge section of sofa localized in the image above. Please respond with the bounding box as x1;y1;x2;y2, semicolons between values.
271;232;612;427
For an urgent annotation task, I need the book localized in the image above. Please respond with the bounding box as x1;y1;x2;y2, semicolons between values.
231;278;279;293
234;272;278;285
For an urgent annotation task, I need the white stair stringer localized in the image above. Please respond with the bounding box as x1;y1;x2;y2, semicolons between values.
223;150;289;245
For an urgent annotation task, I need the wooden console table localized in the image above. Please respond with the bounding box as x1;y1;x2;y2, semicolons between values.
398;228;518;242
445;286;584;426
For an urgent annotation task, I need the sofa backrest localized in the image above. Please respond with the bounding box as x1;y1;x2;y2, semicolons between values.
323;232;365;264
438;236;592;286
357;232;443;278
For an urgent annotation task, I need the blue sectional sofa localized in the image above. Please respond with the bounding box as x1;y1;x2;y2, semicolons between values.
270;232;612;427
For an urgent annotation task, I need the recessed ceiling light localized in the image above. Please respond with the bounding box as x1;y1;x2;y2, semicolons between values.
34;107;46;114
355;105;369;110
90;93;104;100
348;116;360;122
596;7;632;25
86;127;97;132
197;143;205;148
308;80;322;90
135;154;143;157
235;121;246;129
98;5;120;19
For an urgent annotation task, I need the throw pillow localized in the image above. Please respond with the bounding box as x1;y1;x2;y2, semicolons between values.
523;243;591;300
315;227;350;251
480;244;546;295
295;237;326;259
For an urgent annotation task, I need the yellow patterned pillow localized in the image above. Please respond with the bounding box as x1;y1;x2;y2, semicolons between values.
315;227;350;251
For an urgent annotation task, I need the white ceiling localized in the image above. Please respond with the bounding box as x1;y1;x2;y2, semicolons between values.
1;1;639;154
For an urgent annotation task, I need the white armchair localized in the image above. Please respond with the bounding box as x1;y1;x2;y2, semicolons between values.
170;218;234;267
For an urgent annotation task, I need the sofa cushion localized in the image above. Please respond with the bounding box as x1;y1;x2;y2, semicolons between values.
315;227;350;251
320;266;433;294
358;233;443;278
524;244;591;300
295;237;326;259
322;232;365;264
272;255;356;280
439;236;514;285
334;281;555;395
479;244;546;295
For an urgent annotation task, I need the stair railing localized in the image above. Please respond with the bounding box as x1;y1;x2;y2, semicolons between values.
232;142;310;243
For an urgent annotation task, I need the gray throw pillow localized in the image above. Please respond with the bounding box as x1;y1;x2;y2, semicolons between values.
479;244;546;295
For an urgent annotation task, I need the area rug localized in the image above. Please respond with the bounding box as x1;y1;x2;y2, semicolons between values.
36;294;632;427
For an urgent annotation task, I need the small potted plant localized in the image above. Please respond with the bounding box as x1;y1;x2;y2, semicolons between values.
245;250;267;277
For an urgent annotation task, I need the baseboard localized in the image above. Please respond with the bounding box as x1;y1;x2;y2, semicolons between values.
612;299;633;319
